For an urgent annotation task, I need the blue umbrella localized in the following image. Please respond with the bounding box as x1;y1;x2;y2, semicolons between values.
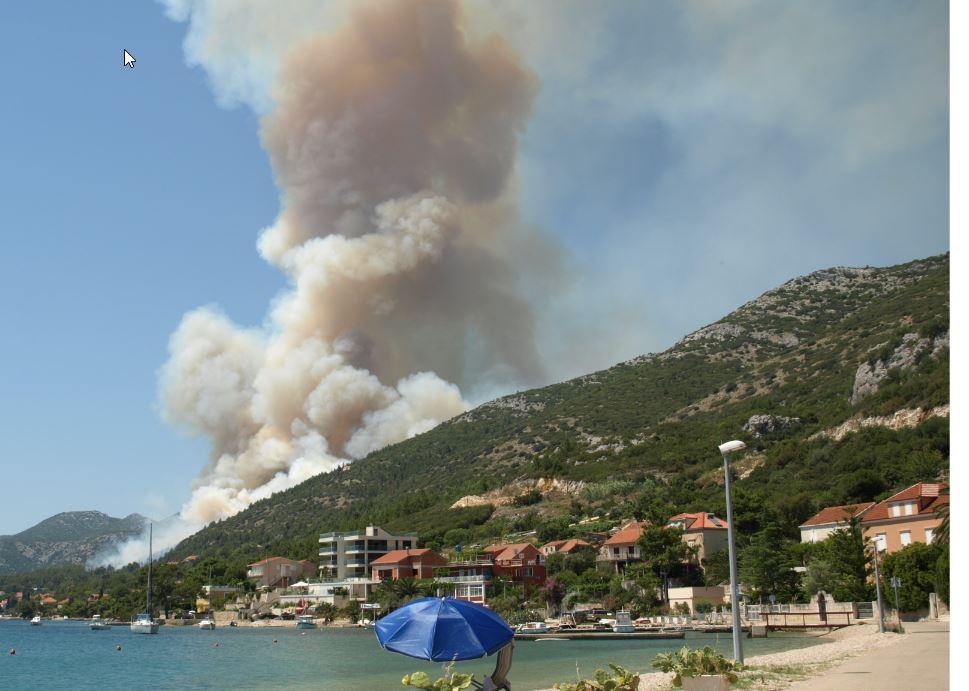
375;597;514;661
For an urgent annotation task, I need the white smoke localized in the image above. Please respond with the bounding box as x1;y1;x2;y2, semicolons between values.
98;0;551;565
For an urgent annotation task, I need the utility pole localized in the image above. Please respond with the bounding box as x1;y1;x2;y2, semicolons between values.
871;540;885;634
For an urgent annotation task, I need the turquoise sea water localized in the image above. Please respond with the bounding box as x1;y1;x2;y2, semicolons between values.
0;620;822;690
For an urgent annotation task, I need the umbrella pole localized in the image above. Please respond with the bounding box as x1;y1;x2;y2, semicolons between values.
479;642;514;691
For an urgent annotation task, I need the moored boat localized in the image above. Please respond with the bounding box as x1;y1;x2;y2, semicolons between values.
30;615;42;626
198;616;216;630
130;523;159;635
90;614;110;630
295;614;316;630
611;610;636;633
516;621;549;634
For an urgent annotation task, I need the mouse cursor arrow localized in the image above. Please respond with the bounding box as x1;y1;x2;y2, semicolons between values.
123;50;136;68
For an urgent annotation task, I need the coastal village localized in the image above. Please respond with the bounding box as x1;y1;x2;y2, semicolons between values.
61;480;937;629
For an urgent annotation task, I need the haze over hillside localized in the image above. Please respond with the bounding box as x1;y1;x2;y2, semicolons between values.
165;254;948;563
0;511;148;575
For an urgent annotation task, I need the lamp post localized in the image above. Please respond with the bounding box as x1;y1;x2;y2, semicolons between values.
719;439;746;664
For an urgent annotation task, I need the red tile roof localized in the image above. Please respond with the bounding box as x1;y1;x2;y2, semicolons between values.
542;539;591;554
862;483;949;522
492;543;539;562
370;549;445;566
799;503;875;528
668;512;730;531
604;522;645;546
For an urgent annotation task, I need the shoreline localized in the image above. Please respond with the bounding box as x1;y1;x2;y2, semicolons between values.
632;623;908;690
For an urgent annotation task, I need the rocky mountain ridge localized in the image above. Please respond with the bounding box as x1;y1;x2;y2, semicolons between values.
0;511;148;575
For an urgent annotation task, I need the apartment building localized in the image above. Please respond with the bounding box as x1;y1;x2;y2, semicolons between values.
798;503;875;543
862;482;948;554
319;525;418;581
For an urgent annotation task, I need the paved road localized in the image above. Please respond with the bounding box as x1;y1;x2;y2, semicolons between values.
788;621;949;690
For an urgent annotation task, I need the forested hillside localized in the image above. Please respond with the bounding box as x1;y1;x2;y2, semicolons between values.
169;254;949;564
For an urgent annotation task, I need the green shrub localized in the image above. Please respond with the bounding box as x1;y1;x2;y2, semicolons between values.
553;664;640;691
651;646;741;687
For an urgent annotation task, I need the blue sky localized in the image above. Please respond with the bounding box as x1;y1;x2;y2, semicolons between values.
0;1;949;534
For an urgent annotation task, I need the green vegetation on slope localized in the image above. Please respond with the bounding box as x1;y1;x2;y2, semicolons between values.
158;254;948;564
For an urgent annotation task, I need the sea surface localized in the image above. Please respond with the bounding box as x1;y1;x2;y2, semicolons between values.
0;619;823;690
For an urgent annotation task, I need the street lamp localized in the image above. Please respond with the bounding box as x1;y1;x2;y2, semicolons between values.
719;439;746;664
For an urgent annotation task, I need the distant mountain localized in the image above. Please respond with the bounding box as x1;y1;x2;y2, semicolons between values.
164;254;947;561
0;511;148;574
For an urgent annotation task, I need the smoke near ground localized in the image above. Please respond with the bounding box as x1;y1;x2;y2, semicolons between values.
101;0;552;564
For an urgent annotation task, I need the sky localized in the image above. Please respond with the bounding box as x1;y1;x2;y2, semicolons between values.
0;0;949;536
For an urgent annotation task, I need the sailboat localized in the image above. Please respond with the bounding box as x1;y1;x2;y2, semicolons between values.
130;523;160;634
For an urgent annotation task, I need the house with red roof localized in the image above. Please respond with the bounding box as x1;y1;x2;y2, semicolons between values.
486;543;546;591
666;512;730;562
246;557;316;588
540;538;592;557
370;549;448;582
861;482;947;554
799;503;875;543
597;521;646;573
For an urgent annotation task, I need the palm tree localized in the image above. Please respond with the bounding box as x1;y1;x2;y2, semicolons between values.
393;578;422;603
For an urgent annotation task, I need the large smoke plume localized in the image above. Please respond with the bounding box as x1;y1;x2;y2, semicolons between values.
101;0;549;563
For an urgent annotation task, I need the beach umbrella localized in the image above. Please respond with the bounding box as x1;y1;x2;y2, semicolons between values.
375;597;513;661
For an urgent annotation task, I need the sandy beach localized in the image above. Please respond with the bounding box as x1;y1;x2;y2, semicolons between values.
631;624;909;691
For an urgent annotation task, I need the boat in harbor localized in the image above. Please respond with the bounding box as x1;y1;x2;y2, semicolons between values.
198;615;216;630
516;621;549;635
90;614;110;630
130;524;159;634
30;615;42;626
295;614;316;630
611;610;636;633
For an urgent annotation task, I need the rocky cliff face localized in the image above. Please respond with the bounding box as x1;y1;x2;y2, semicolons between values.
851;331;949;404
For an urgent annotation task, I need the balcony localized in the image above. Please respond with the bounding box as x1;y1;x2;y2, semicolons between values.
434;575;489;584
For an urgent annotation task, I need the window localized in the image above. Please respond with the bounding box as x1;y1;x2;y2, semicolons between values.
904;503;914;516
613;548;620;557
925;528;934;544
900;531;911;546
627;546;635;555
524;567;533;577
890;504;901;518
876;534;887;552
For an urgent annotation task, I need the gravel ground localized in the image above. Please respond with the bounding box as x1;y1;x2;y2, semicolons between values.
634;624;909;691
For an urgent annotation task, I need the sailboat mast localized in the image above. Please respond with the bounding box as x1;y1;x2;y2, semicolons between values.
147;523;153;616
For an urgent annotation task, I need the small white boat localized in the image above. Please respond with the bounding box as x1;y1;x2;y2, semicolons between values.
198;617;216;630
295;614;316;630
612;611;636;634
516;621;549;634
131;612;159;634
30;615;42;626
90;614;110;630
